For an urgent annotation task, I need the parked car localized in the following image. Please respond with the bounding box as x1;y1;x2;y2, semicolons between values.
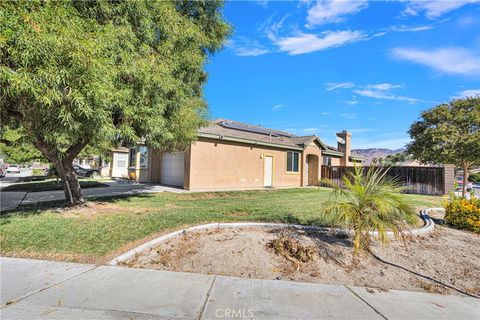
73;164;97;177
6;164;21;173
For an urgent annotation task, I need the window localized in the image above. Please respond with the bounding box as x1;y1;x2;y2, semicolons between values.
323;156;332;166
115;153;127;168
129;148;137;167
286;152;299;172
139;146;148;168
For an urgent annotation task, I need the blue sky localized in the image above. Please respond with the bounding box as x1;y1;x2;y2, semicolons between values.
204;0;480;149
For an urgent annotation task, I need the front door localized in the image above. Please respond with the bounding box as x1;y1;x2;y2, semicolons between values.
307;155;319;186
263;156;273;187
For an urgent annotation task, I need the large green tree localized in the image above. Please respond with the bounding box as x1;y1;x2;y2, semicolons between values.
407;97;480;197
1;1;230;204
0;126;44;164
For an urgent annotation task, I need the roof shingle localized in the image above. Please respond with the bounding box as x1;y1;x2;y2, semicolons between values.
198;119;331;150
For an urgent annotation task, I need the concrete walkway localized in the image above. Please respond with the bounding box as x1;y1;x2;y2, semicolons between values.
0;181;185;212
1;257;478;320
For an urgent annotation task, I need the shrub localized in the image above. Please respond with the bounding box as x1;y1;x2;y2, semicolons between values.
321;166;416;256
31;169;45;176
468;172;480;183
443;195;480;233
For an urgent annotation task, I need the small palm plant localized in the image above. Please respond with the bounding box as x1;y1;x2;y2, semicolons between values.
321;166;416;256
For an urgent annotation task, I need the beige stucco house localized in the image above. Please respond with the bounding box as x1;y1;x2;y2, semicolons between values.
107;119;363;190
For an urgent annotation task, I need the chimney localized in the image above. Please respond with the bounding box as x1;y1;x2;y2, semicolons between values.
336;130;352;166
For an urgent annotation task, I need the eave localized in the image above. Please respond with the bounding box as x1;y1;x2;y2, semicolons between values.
323;149;344;157
198;133;304;151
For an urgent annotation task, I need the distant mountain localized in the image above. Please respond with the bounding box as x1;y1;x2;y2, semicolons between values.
351;148;405;164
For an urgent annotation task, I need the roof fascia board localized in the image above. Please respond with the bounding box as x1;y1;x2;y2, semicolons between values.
349;156;365;161
310;137;329;150
323;149;344;157
198;133;304;151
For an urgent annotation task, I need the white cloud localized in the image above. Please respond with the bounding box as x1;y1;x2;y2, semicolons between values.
403;0;480;19
306;0;368;27
227;37;269;57
458;16;480;26
344;100;359;105
325;82;355;91
303;128;318;133
320;112;331;115
389;25;435;32
255;0;269;8
262;14;290;42
275;30;367;55
353;89;420;103
366;83;403;91
272;104;285;111
325;81;422;103
392;47;480;76
455;89;480;98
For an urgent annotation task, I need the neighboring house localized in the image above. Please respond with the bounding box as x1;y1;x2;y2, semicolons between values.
108;119;363;190
73;156;98;169
107;147;130;178
74;148;130;178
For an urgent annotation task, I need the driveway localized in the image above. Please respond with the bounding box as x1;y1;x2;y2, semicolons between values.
0;181;185;212
0;257;478;319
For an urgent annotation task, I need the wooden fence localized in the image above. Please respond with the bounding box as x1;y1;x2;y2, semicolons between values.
320;166;447;195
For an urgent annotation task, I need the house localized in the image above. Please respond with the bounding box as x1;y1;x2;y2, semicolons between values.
73;147;129;178
104;147;130;178
108;119;364;190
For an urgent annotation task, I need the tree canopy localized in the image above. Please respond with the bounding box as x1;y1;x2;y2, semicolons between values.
407;96;480;196
1;0;230;204
0;126;44;164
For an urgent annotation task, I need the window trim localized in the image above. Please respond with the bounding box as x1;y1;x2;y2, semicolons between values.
286;151;300;173
323;155;332;166
139;146;148;169
115;153;128;169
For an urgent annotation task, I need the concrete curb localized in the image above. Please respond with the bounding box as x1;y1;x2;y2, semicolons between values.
108;208;441;266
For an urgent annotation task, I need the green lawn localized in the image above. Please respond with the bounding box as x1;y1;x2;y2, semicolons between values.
0;188;442;263
2;179;110;192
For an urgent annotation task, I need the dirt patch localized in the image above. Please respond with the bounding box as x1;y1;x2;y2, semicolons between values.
125;225;480;296
58;202;152;218
176;192;237;201
0;251;99;264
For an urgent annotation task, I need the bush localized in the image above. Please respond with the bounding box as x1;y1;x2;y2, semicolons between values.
468;172;480;183
443;195;480;233
31;169;45;176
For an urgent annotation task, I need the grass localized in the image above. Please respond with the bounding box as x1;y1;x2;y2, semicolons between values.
2;179;110;192
0;188;442;263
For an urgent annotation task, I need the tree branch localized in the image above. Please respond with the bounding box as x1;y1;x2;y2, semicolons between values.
65;138;90;162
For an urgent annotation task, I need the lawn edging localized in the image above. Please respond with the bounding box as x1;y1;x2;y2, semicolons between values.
108;207;440;266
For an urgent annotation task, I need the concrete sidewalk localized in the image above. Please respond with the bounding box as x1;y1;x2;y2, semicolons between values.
1;257;478;320
0;181;185;212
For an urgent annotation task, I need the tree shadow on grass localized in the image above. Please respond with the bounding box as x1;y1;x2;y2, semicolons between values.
0;193;155;218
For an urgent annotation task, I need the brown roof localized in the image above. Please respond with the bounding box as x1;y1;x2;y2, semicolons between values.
198;119;329;150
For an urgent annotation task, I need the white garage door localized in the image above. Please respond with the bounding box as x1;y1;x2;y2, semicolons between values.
161;152;185;187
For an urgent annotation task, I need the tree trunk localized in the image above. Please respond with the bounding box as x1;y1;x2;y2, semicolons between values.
462;163;469;198
12;113;89;205
54;159;84;205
